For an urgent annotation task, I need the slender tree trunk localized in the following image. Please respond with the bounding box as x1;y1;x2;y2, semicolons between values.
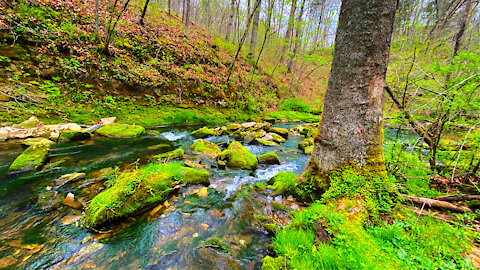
225;0;261;84
248;0;261;59
185;0;191;35
226;0;235;41
182;0;186;22
286;0;305;73
168;0;171;15
280;0;297;63
139;0;151;25
103;0;131;54
306;0;397;181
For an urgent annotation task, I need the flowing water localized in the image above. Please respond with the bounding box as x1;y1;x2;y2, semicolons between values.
0;123;311;270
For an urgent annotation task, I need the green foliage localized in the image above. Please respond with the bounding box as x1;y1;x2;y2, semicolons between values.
278;98;314;113
268;202;475;270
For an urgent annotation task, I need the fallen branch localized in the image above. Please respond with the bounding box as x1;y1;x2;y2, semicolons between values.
435;195;480;202
400;194;473;213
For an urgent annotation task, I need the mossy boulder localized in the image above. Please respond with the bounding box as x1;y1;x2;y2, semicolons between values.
190;139;221;159
96;123;145;138
189;126;217;138
8;144;50;173
269;127;289;139
84;163;209;228
244;129;267;144
300;126;316;137
255;138;278;146
267;171;299;196
22;138;54;146
304;145;314;155
154;148;184;162
267;133;286;143
18;116;40;129
219;141;258;170
298;138;314;151
225;123;242;131
58;130;91;141
258;152;281;165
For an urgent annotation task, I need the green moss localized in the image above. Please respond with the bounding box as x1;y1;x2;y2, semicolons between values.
225;123;242;130
96;123;145;138
219;141;258;170
268;172;299;196
204;238;230;253
154;148;184;162
304;145;314;155
255;138;277;146
58;130;91;141
298;138;314;151
22;138;54;146
271;201;286;211
263;223;279;234
190;139;221;159
269;127;289;138
261;255;284;270
258;152;280;165
22;220;49;245
267;133;286;143
9;144;50;172
84;162;209;228
181;167;210;185
189;126;218;138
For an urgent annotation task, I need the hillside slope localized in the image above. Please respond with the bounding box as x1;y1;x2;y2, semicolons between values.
0;0;279;125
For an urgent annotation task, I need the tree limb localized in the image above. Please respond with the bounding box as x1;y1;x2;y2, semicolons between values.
400;194;473;213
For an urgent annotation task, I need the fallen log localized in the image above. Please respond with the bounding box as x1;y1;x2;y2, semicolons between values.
400;194;473;213
435;195;480;202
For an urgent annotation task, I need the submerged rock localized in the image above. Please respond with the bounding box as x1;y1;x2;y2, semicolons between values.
154;148;185;162
22;138;54;146
8;144;50;173
58;130;91;141
225;123;242;131
255;138;277;146
219;141;258;170
38;190;63;211
189;126;217;138
62;192;83;209
84;163;209;228
96;123;145;138
190;139;221;159
258;152;281;165
54;172;86;187
17;116;40;129
243;130;267;144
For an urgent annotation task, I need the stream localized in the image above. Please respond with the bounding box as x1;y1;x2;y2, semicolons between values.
0;123;312;270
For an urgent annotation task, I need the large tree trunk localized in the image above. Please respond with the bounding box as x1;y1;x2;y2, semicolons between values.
248;0;261;59
307;0;397;179
225;0;235;42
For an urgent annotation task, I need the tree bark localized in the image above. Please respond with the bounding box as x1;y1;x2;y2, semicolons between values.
185;0;191;35
286;0;305;73
308;0;397;177
94;0;99;38
139;0;151;25
226;0;235;42
248;0;261;59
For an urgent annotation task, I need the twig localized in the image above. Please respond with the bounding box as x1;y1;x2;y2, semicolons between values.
451;120;480;180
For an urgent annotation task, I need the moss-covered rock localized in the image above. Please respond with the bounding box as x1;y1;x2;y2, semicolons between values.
304;145;314;155
255;138;278;146
22;138;54;146
267;133;286;143
58;130;91;141
154;148;184;162
96;123;145;138
225;123;242;131
244;129;267;144
298;138;314;151
190;139;221;159
261;256;284;270
219;141;258;170
8;144;50;173
17;116;40;129
84;162;209;228
269;127;289;139
267;171;299;196
231;130;246;140
300;126;316;137
189;126;217;138
258;152;281;165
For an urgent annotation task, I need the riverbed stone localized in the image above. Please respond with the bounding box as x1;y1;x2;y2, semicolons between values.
8;144;49;173
304;145;314;155
243;129;266;144
38;190;63;211
17;116;40;129
298;138;314;151
96;123;145;138
62;192;83;209
22;138;54;146
54;172;86;187
241;122;256;129
258;152;280;165
84;163;209;228
190;139;221;159
267;132;286;143
154;148;184;162
58;130;91;141
255;138;277;146
189;126;218;138
225;123;242;131
219;141;258;170
269;127;289;138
